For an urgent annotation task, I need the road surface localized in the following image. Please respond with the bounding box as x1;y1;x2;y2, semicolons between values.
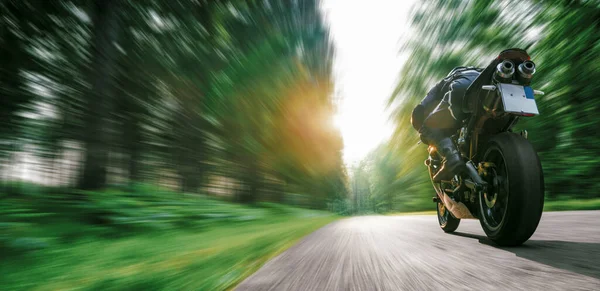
237;211;600;290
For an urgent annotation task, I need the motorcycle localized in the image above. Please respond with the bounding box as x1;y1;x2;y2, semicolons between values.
427;48;544;246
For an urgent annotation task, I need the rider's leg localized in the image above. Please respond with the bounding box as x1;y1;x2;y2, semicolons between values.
420;79;471;182
421;120;464;182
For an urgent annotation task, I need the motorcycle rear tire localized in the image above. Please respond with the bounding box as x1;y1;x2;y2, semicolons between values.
479;132;544;246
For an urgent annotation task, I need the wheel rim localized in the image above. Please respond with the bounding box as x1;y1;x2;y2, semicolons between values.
480;147;510;231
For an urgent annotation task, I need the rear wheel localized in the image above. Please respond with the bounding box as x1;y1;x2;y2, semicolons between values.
479;132;544;246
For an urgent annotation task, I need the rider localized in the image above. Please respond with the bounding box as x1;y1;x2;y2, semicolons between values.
411;67;481;182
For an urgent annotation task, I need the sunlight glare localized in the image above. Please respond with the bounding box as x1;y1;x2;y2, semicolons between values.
323;0;415;165
332;113;344;130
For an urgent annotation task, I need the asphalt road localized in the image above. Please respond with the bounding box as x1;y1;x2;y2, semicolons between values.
236;211;600;291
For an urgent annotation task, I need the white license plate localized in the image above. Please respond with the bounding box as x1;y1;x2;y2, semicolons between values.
498;83;539;115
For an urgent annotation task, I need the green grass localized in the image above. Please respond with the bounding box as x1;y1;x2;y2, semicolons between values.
387;210;437;216
387;198;600;216
0;189;337;291
543;198;600;212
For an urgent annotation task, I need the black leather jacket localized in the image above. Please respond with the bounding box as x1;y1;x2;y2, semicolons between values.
412;67;481;130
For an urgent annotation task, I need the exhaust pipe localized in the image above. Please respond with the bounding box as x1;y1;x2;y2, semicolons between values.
441;193;475;219
494;60;515;82
517;60;536;84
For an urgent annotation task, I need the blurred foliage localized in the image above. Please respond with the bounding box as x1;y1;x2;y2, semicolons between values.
0;2;350;288
0;1;349;286
350;0;600;213
0;187;336;290
0;0;348;208
543;198;600;212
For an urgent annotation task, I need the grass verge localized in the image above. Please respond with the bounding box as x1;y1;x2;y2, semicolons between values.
387;199;600;216
543;198;600;211
0;190;337;291
387;210;437;216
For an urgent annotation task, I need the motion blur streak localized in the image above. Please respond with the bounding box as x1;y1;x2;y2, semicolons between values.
238;212;600;290
1;0;346;290
0;0;347;204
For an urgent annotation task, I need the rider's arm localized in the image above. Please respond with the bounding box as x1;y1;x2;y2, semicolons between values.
411;80;445;130
419;79;445;112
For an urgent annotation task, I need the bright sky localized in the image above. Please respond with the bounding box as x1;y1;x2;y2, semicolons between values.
322;0;415;165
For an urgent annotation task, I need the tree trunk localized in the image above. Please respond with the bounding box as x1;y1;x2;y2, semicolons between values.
124;113;141;186
238;160;259;204
79;0;120;190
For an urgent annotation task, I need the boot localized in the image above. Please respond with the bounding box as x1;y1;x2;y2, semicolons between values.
432;137;465;182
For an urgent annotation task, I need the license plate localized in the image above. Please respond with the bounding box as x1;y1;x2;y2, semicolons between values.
498;83;539;115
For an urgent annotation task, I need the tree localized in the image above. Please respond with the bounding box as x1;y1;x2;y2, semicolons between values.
79;0;122;189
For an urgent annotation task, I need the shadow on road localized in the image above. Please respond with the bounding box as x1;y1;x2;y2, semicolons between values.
451;232;600;279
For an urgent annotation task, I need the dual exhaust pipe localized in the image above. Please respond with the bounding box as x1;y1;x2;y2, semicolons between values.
495;60;536;84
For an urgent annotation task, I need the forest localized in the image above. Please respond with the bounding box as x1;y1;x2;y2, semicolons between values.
1;1;346;289
0;0;347;207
